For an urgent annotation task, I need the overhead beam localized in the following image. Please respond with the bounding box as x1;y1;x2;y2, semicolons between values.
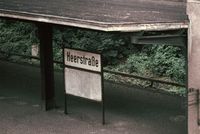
131;34;187;47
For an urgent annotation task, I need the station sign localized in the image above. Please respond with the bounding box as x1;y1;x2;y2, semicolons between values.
64;48;102;101
64;48;101;72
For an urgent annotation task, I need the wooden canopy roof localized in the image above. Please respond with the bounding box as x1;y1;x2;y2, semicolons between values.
0;0;188;32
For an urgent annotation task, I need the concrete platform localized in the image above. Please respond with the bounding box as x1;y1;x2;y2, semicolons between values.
0;60;187;134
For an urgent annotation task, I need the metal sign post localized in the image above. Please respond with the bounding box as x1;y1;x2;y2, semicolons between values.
63;47;105;124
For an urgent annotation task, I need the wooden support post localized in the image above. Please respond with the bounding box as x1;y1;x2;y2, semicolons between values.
37;23;55;110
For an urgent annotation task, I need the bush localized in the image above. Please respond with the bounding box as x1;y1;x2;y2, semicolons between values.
0;20;37;55
53;28;131;65
149;45;186;83
125;54;151;75
0;20;186;89
108;44;186;84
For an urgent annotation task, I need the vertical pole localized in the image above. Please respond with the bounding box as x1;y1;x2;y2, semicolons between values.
102;81;105;125
63;45;68;114
198;92;200;125
101;55;105;125
65;94;68;114
197;90;200;125
183;35;188;134
37;23;55;111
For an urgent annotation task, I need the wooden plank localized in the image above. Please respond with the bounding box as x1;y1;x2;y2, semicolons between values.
0;0;188;31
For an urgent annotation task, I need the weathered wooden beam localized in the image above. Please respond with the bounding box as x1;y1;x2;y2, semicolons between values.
37;23;55;110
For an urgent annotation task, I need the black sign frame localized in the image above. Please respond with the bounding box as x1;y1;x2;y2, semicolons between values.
62;46;105;125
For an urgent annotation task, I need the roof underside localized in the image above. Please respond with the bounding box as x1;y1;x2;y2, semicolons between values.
0;0;188;32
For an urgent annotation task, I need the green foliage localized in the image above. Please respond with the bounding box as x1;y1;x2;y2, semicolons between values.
126;54;151;75
0;20;186;95
149;45;186;83
0;20;37;55
53;28;131;65
109;45;186;84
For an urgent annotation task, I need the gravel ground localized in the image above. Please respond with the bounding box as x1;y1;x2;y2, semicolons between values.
0;61;187;134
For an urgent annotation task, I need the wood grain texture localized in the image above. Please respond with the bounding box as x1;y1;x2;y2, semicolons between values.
0;0;188;31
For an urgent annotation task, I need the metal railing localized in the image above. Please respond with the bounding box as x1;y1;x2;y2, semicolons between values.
103;69;185;88
0;50;186;88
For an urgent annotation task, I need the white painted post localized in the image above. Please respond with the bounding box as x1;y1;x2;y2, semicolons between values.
31;44;39;62
32;44;39;57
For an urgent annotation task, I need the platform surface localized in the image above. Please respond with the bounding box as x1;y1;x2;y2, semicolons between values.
0;60;187;134
0;0;188;31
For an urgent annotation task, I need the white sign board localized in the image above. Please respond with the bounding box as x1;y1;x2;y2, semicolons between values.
64;48;101;72
65;68;102;101
64;48;102;101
